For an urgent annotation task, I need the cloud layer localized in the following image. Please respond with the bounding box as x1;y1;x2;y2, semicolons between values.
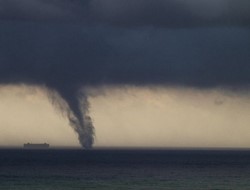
0;23;249;88
1;0;250;27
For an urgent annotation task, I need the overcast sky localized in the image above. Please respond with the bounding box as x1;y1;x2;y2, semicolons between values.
0;0;249;148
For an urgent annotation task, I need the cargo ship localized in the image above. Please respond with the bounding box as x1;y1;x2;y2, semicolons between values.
23;143;49;149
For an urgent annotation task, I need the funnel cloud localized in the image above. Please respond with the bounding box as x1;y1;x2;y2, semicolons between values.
0;0;250;148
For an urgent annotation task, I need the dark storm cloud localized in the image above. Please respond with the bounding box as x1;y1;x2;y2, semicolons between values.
0;0;250;27
0;0;86;20
0;0;250;148
89;0;250;27
1;23;249;87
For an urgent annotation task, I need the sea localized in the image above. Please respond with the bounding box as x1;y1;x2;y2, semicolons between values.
0;148;250;190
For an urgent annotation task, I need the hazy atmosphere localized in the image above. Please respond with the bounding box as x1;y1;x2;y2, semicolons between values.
0;0;250;148
0;85;249;148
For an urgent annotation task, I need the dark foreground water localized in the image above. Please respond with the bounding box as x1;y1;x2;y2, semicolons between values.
0;149;250;190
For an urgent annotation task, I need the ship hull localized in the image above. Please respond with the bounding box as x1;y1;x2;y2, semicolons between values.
23;143;49;149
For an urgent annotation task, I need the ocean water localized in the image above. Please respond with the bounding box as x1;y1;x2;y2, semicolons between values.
0;149;250;190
